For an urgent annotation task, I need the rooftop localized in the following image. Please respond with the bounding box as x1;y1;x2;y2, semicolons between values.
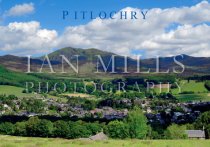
186;130;205;138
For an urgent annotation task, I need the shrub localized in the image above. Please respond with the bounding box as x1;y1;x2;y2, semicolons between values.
107;120;129;139
164;124;187;139
0;122;14;135
14;122;27;136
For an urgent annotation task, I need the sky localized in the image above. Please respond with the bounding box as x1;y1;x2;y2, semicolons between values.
0;0;210;58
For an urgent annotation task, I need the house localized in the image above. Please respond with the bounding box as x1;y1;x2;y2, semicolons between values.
185;130;205;139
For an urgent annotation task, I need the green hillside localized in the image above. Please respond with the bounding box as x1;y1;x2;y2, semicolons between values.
0;65;43;87
174;80;208;93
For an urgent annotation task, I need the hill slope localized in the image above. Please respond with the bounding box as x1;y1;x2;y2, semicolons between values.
46;47;115;61
1;47;210;75
0;65;41;87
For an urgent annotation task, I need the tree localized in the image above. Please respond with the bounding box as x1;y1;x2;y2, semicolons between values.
82;100;96;110
85;122;102;135
107;120;129;139
26;117;41;137
0;122;14;135
164;124;187;139
14;122;27;136
194;111;210;138
126;107;149;139
67;121;91;139
205;81;210;91
53;120;70;138
25;99;46;113
26;117;53;137
36;119;53;137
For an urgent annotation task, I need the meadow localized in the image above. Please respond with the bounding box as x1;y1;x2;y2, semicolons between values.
0;135;210;147
175;93;210;102
0;85;35;98
173;80;208;94
152;80;210;102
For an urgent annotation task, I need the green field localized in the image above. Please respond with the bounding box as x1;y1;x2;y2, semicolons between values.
154;80;208;94
0;85;36;98
147;80;210;102
0;135;209;147
175;93;210;102
0;85;67;103
173;80;208;94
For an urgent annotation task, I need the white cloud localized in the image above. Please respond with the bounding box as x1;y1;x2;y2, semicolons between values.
141;24;210;57
55;1;210;57
5;3;34;17
0;21;57;55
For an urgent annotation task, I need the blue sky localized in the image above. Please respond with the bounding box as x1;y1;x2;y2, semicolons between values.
1;0;210;57
1;0;208;33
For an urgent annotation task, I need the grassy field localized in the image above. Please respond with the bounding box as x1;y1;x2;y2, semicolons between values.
175;93;210;102
0;135;209;147
0;85;68;103
146;80;210;102
0;85;36;98
153;80;208;94
172;80;208;94
152;80;210;102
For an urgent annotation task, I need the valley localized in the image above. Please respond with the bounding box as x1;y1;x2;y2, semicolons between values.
1;47;210;140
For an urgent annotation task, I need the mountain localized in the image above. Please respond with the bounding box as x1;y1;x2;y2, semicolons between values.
46;47;115;62
1;47;210;75
0;55;42;72
44;47;137;73
141;54;210;73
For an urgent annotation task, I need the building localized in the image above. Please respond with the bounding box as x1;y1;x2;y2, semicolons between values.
185;130;205;139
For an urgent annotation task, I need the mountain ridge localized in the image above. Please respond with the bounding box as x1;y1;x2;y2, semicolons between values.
0;47;210;75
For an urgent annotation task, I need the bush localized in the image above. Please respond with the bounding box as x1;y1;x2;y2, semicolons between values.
36;119;53;137
164;124;187;139
53;120;70;138
0;122;14;135
180;91;194;94
194;111;210;138
205;81;210;91
14;122;27;136
85;122;102;135
26;117;53;137
67;121;91;139
107;120;129;139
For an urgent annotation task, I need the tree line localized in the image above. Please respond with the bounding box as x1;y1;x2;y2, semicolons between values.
0;108;150;139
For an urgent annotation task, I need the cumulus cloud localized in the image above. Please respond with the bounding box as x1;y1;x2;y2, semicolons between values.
140;24;210;57
1;1;210;57
0;21;57;55
55;1;210;57
5;3;34;17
